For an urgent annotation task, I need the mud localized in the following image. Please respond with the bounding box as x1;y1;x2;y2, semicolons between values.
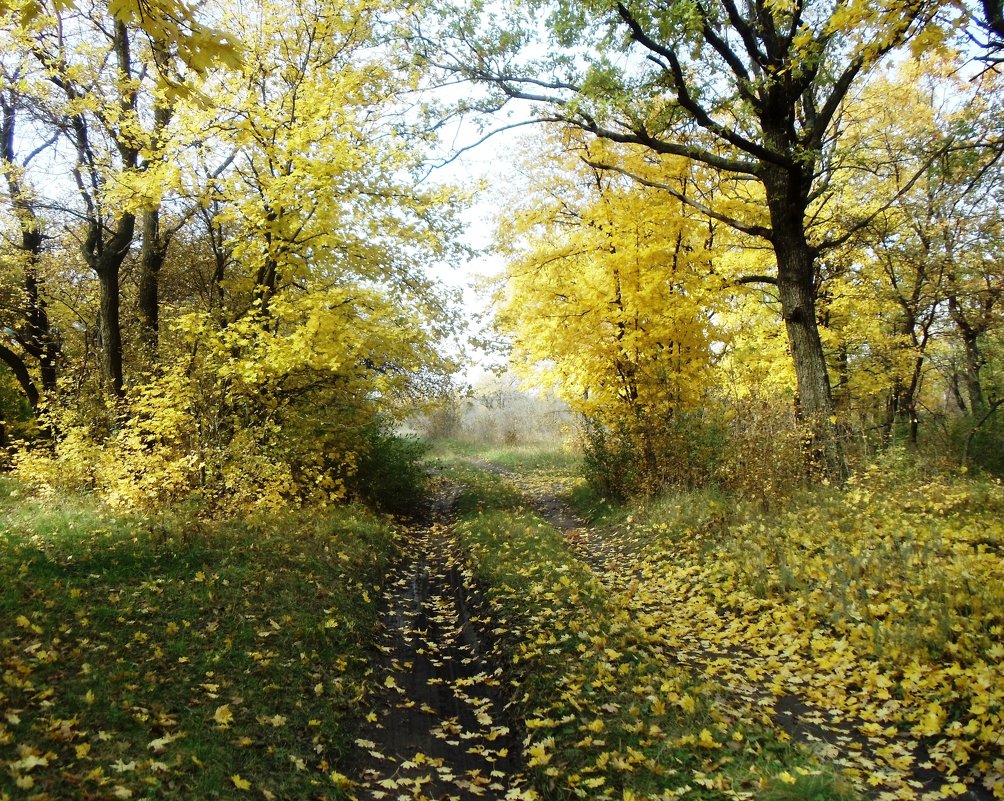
350;486;528;800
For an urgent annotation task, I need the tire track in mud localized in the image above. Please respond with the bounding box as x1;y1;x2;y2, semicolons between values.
350;487;531;801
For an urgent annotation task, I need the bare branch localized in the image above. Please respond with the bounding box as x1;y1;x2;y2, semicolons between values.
815;138;956;253
22;133;60;168
720;0;769;67
615;2;789;167
736;274;779;285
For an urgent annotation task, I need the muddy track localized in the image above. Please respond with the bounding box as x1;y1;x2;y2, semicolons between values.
350;485;528;800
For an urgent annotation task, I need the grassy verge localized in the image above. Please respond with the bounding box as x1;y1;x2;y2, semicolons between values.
594;466;1004;800
453;469;855;801
0;480;396;800
426;439;581;477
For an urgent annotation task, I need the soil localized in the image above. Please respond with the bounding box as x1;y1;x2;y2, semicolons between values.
350;484;528;801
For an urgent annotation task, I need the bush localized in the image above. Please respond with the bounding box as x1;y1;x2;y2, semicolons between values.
957;406;1004;476
580;417;639;502
715;393;807;505
580;408;728;501
346;423;429;515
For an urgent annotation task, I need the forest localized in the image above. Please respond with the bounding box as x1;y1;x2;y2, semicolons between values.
0;0;1002;799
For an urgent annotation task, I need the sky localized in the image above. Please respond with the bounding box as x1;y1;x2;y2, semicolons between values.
424;114;529;387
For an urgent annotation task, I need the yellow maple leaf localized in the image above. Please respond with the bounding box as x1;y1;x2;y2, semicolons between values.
527;742;552;767
213;704;234;727
329;770;354;789
231;774;251;791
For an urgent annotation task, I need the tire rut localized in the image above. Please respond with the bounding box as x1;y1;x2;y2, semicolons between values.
349;486;529;801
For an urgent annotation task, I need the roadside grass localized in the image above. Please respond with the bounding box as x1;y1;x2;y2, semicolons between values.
595;467;1004;800
472;445;581;477
564;481;625;525
426;439;581;477
0;479;396;800
453;469;855;801
450;463;527;517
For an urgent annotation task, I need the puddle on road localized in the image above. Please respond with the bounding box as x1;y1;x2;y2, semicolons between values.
351;524;532;800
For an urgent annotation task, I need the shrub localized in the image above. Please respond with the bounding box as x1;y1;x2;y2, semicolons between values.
957;407;1004;476
580;417;639;502
346;423;429;515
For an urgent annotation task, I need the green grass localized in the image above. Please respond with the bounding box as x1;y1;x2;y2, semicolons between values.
425;438;581;476
0;480;396;800
452;470;855;801
474;444;581;476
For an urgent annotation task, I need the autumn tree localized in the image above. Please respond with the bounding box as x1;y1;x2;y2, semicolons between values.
495;133;719;491
423;0;963;478
5;0;463;511
0;0;241;72
5;9;155;395
817;56;1004;449
0;81;59;409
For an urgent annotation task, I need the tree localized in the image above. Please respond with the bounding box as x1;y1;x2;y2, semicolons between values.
0;0;240;74
495;133;717;488
424;0;960;478
5;7;153;396
4;0;464;510
820;56;1004;447
0;84;59;409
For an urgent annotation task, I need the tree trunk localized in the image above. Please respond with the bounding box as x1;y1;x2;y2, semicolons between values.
949;367;968;414
97;262;125;397
2;96;59;402
0;343;39;410
959;328;986;416
138;207;165;354
762;164;845;480
137;79;173;357
22;252;58;393
948;290;987;416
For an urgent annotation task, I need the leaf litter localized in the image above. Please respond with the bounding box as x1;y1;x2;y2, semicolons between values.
494;465;1002;801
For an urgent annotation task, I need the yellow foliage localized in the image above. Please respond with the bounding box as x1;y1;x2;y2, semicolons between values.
497;135;717;427
16;280;450;514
